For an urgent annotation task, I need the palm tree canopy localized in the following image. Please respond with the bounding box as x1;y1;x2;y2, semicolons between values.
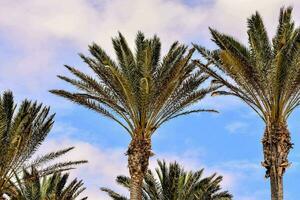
0;91;87;197
0;91;54;192
12;167;87;200
101;160;232;200
51;32;217;137
194;7;300;123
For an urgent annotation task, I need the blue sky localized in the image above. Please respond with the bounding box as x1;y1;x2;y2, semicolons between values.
1;0;300;199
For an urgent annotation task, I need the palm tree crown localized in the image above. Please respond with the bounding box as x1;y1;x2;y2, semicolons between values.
12;167;87;200
0;91;54;194
51;32;216;137
50;32;217;200
101;160;232;200
194;7;299;200
195;7;300;123
0;91;87;198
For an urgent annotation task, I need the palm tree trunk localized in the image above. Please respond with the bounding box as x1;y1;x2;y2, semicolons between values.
262;122;293;200
127;136;152;200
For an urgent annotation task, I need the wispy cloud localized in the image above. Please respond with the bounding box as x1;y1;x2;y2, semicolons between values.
0;0;209;97
38;135;268;199
37;136;239;199
36;138;128;200
35;121;268;199
226;121;249;134
1;0;299;105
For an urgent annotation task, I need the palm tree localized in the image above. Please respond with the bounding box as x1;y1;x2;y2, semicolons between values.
0;91;87;198
11;167;87;200
194;7;299;200
50;32;217;200
101;160;232;200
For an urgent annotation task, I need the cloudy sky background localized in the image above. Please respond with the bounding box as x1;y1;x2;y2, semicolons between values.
1;0;300;199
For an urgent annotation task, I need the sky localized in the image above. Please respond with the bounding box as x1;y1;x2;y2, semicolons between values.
1;0;300;199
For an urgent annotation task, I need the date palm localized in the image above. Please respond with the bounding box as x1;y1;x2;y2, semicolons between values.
0;91;87;198
50;32;217;200
194;7;299;200
12;167;87;200
101;160;232;200
0;90;54;196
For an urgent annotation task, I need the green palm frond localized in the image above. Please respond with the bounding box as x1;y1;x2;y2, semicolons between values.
101;160;232;200
28;147;75;168
0;91;87;198
100;188;128;200
0;91;54;194
194;7;300;123
12;167;87;200
51;32;217;138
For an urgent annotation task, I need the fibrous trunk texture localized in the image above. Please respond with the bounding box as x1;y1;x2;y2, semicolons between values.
262;122;293;200
127;136;152;200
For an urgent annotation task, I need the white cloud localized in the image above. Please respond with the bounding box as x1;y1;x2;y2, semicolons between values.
0;0;206;108
226;121;249;134
36;134;268;199
37;137;239;199
199;95;245;112
0;0;208;46
1;0;300;109
1;0;299;110
36;138;128;200
28;116;275;199
34;121;265;199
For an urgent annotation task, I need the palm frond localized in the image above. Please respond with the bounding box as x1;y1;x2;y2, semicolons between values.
101;160;232;200
52;32;216;139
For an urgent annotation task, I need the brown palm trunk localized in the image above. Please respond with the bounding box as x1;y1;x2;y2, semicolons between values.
127;136;152;200
261;121;293;200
